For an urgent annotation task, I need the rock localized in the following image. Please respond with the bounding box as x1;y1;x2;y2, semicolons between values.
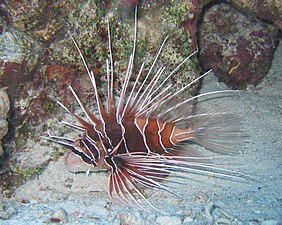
119;211;144;225
261;220;280;225
156;215;182;225
225;0;282;30
183;216;194;223
0;28;41;94
7;0;64;42
50;208;69;224
0;90;10;120
0;89;9;156
199;3;278;89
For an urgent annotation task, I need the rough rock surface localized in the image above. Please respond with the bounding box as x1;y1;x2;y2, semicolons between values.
0;89;9;156
199;3;277;89
225;0;282;30
0;28;41;94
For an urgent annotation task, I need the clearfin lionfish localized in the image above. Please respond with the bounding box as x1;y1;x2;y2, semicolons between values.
43;9;247;211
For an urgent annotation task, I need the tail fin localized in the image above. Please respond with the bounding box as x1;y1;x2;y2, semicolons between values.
188;111;242;154
174;110;242;154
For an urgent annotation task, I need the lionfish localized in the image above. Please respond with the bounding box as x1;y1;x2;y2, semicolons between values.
44;9;246;211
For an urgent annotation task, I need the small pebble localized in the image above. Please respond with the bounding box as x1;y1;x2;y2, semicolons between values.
183;216;193;223
156;215;182;225
216;217;232;224
261;220;280;225
50;208;68;223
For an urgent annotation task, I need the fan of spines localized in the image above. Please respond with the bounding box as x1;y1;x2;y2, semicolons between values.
44;9;245;211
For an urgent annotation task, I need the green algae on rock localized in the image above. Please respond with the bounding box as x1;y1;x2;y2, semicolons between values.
48;0;198;98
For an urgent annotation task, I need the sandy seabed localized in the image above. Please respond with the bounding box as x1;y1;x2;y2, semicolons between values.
0;41;281;224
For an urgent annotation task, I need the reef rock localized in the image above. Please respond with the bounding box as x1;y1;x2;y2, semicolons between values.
0;28;42;94
225;0;282;30
199;3;278;89
0;89;10;156
7;0;64;42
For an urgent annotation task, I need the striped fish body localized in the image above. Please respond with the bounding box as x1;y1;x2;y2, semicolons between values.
71;111;194;168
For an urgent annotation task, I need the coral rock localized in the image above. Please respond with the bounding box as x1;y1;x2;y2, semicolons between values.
199;3;278;89
7;0;63;42
0;28;41;94
50;208;69;224
225;0;282;30
0;89;9;156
